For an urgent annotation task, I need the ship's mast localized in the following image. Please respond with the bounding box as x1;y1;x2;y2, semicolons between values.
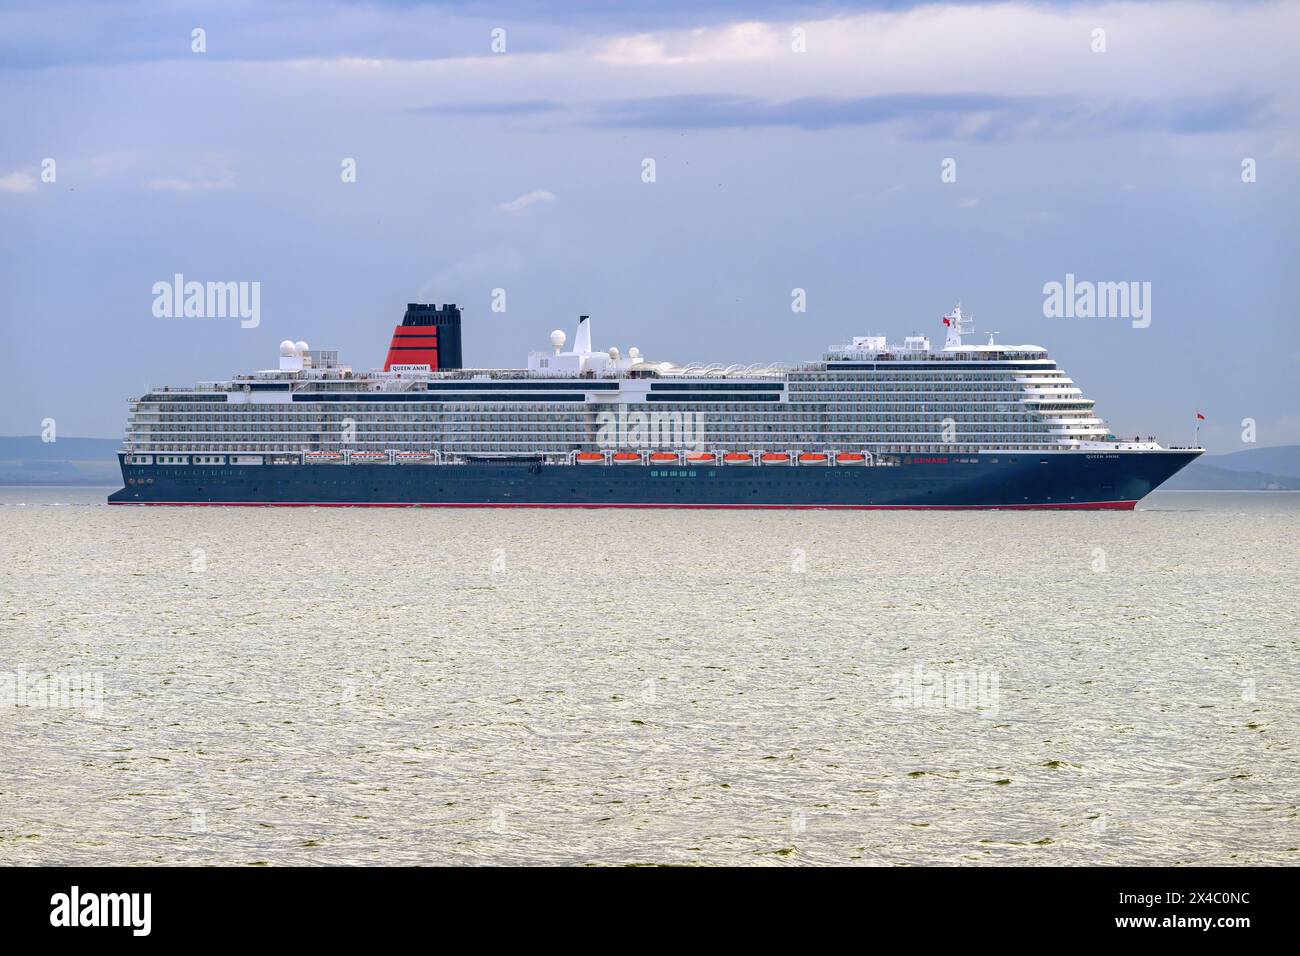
942;303;974;349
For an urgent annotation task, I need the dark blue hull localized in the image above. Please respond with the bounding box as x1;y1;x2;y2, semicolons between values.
108;451;1199;509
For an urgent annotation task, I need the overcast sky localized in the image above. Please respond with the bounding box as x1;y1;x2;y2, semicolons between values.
1;0;1296;451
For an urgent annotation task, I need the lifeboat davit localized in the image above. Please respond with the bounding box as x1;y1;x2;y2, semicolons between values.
612;452;641;464
799;453;829;465
576;452;604;465
761;452;791;464
649;452;678;464
837;452;867;465
724;452;753;465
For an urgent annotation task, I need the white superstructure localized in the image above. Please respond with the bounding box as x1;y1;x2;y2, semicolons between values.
122;306;1163;463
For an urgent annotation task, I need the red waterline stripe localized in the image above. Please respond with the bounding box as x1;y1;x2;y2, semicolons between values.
108;500;1140;511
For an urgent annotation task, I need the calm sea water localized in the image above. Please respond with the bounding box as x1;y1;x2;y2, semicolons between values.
1;488;1296;865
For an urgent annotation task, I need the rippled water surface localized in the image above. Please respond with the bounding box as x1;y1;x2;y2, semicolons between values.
2;488;1297;865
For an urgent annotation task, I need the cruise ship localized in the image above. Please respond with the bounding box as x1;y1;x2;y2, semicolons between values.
108;303;1201;509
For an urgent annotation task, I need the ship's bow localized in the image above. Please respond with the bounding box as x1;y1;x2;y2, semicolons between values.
1133;448;1203;501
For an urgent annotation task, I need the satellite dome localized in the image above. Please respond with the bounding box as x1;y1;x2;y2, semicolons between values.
628;346;641;360
279;340;296;357
549;329;566;350
608;347;621;361
294;341;310;354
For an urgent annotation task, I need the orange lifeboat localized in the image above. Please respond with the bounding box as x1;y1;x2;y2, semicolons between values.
649;452;678;464
612;452;641;464
837;452;867;465
576;452;604;465
686;452;715;464
724;452;753;465
799;453;829;465
761;452;791;465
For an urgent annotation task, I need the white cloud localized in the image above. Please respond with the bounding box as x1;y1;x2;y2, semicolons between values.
0;169;38;193
89;153;144;179
496;189;557;214
146;171;236;191
252;2;1297;160
593;22;783;66
577;2;1299;104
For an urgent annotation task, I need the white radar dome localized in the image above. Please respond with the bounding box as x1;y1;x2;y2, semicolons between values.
294;341;310;354
628;346;641;360
608;347;621;361
279;340;296;357
550;329;566;349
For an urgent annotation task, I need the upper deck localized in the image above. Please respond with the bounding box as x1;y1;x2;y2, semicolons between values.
123;305;1182;459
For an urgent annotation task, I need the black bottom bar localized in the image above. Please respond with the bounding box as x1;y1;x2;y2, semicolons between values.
0;866;1285;943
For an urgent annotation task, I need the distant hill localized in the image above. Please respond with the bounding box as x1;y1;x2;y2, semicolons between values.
0;436;121;485
1160;463;1300;491
1194;445;1300;479
1160;444;1300;491
0;436;121;461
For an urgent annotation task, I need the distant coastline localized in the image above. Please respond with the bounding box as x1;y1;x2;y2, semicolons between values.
0;436;122;486
3;436;1298;491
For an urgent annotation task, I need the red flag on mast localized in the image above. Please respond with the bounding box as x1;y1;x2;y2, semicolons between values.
1196;412;1206;421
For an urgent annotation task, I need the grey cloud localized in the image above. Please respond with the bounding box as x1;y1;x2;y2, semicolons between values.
408;100;564;115
0;0;1001;69
576;92;1274;139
